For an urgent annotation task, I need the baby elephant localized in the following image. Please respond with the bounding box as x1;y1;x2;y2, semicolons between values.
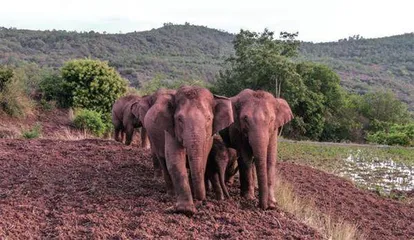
205;135;238;200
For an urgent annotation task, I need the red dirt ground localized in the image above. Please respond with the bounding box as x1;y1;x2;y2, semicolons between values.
279;162;414;240
0;139;321;239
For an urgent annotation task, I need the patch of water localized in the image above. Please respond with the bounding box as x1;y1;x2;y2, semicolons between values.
339;149;414;193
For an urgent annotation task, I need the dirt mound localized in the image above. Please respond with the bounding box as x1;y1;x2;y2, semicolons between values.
0;139;320;239
278;162;414;240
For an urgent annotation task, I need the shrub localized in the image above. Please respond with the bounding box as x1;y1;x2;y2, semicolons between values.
22;123;42;139
0;66;33;117
61;59;128;113
73;109;107;137
39;72;71;108
367;123;414;146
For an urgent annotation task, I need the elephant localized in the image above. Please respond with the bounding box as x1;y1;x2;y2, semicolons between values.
139;89;176;184
205;135;238;200
143;86;233;215
111;95;150;148
220;89;293;210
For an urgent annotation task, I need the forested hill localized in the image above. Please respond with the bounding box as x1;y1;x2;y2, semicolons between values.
1;25;414;108
0;25;234;86
300;34;414;107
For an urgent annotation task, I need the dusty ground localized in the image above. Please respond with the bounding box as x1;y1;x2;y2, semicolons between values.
0;139;321;239
279;162;414;240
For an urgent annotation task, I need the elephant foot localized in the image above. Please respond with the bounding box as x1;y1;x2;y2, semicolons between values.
268;200;277;210
215;194;225;201
241;191;255;200
165;202;196;216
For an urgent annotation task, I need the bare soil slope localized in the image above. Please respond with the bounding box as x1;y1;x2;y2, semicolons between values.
0;139;320;239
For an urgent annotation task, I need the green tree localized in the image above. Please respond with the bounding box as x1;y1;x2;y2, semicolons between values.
214;29;345;140
60;59;127;113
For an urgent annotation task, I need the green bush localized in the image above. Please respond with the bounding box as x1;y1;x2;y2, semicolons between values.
61;59;127;113
73;109;107;137
367;123;414;146
0;66;33;117
22;123;42;139
39;72;71;108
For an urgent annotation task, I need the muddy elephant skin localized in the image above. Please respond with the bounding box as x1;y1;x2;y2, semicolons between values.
221;89;293;210
205;135;238;200
111;95;150;148
144;86;233;215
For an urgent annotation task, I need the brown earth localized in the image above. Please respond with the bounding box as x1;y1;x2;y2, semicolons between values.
279;162;414;240
0;139;321;239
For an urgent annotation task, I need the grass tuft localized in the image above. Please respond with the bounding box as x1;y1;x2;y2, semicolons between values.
275;176;365;240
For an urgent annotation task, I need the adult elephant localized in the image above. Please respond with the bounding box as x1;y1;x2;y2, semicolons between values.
142;86;233;215
111;95;150;148
139;89;176;184
220;89;293;210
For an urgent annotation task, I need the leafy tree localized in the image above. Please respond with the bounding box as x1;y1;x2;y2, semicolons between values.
60;59;127;113
214;29;345;140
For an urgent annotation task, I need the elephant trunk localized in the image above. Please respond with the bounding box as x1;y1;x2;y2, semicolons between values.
184;131;209;201
249;130;269;209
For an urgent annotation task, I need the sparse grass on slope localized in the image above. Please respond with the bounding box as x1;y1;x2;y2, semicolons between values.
275;177;365;240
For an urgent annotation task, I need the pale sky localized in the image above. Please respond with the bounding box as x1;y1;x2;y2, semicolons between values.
0;0;413;42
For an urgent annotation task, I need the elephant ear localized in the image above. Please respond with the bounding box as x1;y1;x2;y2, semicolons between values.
274;98;293;128
213;95;234;134
134;95;154;125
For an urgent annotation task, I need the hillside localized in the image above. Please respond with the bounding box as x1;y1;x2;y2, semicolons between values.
1;25;414;108
0;25;234;86
300;34;414;108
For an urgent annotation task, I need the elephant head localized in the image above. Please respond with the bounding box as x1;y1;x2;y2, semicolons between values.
164;86;233;215
230;89;293;209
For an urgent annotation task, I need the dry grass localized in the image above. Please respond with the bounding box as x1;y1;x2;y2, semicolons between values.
0;125;21;139
275;176;365;240
51;127;94;140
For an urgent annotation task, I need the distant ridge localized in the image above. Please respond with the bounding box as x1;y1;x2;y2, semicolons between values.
1;25;413;108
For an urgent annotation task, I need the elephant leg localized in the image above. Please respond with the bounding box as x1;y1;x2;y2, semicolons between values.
158;155;174;196
120;130;125;143
238;147;254;199
165;131;195;215
211;172;224;200
141;127;151;149
204;175;211;192
114;127;122;142
152;152;162;179
267;133;278;209
125;124;134;146
218;160;230;199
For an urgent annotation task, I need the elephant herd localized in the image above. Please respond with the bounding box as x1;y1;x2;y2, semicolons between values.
111;86;293;215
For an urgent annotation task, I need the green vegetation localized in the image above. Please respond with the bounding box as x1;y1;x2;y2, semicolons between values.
278;140;414;172
1;25;413;110
0;65;33;117
60;59;128;113
21;123;42;139
367;124;414;146
73;109;107;137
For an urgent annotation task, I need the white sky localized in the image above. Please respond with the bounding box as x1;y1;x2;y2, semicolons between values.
0;0;413;42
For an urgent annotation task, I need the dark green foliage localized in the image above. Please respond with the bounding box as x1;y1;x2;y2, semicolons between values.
73;109;106;137
39;72;71;108
0;66;13;91
60;59;127;113
367;124;414;146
